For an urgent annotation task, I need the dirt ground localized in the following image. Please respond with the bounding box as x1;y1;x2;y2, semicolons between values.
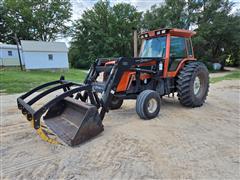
1;78;240;179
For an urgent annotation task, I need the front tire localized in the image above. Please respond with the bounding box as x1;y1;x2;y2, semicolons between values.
136;90;161;120
177;62;209;107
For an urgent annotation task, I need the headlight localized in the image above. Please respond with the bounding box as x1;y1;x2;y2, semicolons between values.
155;31;161;35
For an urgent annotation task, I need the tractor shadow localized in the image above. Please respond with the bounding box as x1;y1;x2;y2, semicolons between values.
160;96;182;108
107;96;184;122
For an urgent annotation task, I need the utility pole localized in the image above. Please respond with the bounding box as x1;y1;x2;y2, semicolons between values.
14;34;23;71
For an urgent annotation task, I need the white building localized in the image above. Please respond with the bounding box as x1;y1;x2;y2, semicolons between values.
21;40;69;70
0;44;23;66
0;41;69;70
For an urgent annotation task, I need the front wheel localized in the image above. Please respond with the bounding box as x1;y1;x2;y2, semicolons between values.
136;90;161;120
177;62;209;107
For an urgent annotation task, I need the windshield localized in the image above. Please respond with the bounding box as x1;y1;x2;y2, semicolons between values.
139;36;166;58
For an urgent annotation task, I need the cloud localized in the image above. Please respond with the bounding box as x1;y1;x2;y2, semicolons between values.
71;0;239;20
110;0;164;12
232;0;240;13
70;0;165;20
71;0;97;20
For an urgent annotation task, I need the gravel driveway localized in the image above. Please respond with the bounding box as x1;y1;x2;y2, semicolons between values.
1;79;240;179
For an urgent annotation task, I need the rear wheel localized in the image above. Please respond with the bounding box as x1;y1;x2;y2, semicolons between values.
109;96;123;110
177;62;209;107
136;90;161;120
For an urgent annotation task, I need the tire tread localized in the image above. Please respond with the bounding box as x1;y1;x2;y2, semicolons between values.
177;61;209;107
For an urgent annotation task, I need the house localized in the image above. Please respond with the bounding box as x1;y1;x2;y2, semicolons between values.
21;40;69;70
0;43;23;66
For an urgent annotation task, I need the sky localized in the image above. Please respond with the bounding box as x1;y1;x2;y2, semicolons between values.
59;0;240;44
70;0;165;20
70;0;240;20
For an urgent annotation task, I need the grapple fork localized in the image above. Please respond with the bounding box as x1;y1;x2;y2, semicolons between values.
17;79;104;146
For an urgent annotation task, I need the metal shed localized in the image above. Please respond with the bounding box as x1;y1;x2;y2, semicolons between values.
0;43;23;66
21;40;69;70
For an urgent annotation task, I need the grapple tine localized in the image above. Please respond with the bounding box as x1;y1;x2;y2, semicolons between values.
29;119;61;145
41;126;55;136
36;127;61;145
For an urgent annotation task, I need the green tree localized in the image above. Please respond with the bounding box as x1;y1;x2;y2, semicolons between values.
143;0;240;68
69;1;142;68
142;4;168;30
112;3;142;57
142;0;201;30
193;0;240;68
0;0;72;43
0;1;11;43
69;1;113;68
226;12;240;66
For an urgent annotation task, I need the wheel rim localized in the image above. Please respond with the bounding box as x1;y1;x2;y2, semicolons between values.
147;98;158;113
193;76;201;95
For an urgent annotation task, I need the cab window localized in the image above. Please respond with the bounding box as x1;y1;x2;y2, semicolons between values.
170;37;186;58
186;38;193;56
140;36;166;58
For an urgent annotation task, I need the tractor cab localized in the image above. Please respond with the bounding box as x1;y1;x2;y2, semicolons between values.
139;28;196;76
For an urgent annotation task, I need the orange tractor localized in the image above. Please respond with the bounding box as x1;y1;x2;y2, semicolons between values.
17;28;209;146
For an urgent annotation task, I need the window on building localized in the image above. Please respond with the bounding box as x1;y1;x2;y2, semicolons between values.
48;54;53;60
8;51;13;56
170;37;187;58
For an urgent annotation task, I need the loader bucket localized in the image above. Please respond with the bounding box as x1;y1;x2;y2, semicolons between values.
43;97;104;146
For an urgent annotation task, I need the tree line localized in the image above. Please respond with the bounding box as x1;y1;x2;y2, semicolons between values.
1;0;239;69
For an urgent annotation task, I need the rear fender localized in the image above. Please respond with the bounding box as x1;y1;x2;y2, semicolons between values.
167;58;196;77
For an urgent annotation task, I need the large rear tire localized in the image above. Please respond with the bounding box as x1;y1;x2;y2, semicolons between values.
177;61;209;107
136;90;161;120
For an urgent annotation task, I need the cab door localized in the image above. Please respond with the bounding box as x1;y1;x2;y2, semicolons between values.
168;36;188;71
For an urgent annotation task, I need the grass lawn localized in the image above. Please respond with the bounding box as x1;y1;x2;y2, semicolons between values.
210;70;240;83
0;68;239;94
0;68;86;94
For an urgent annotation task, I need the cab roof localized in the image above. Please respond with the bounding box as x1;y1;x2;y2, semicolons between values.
140;28;196;39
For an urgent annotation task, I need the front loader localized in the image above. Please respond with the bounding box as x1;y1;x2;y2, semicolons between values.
17;28;209;146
